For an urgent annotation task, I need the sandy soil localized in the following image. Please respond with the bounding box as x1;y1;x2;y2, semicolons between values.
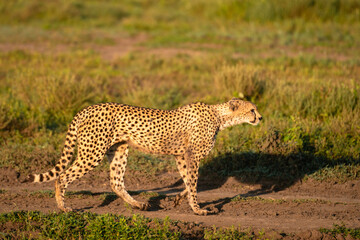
1;166;359;238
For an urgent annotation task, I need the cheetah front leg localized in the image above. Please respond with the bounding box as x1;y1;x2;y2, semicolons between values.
182;151;217;215
186;156;208;215
107;143;150;210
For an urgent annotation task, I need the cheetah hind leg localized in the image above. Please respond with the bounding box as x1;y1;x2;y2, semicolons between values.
55;179;73;212
55;149;104;212
107;143;150;210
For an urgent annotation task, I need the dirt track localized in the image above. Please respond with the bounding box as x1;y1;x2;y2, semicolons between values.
1;166;359;235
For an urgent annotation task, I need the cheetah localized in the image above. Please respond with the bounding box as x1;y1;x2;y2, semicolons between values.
23;98;262;215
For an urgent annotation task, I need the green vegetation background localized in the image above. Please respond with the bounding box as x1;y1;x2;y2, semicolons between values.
0;0;359;183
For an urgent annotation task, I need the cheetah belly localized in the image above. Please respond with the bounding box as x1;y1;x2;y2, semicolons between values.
128;130;188;156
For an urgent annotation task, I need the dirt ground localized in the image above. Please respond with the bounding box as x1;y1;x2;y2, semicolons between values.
1;166;359;238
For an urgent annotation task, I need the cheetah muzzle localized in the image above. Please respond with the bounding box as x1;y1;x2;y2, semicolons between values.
23;98;262;215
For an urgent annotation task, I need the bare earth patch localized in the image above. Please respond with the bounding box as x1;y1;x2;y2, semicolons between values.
0;34;206;60
1;166;359;238
2;34;355;63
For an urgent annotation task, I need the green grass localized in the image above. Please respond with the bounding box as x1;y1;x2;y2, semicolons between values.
320;224;360;239
0;211;358;239
203;225;257;240
0;0;359;183
0;211;180;239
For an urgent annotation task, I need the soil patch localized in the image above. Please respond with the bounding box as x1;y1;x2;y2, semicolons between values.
1;166;359;238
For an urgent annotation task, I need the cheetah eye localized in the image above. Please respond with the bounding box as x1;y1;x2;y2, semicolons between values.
250;109;255;113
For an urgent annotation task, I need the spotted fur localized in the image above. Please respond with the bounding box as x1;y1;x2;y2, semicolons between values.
23;98;262;215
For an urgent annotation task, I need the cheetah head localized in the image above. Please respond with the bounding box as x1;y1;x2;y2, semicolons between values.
228;98;262;126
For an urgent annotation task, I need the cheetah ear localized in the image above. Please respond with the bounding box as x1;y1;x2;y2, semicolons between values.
229;98;240;111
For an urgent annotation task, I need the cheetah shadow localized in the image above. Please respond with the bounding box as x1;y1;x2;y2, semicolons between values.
73;151;358;213
194;151;359;212
70;190;167;212
67;190;166;212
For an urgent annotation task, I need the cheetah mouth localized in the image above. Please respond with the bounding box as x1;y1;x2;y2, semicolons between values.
250;117;257;124
250;117;260;125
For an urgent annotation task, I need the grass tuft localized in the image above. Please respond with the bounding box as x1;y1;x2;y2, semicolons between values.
0;211;181;239
320;224;360;239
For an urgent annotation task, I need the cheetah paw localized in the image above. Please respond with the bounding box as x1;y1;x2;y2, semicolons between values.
173;196;184;207
60;207;73;212
194;207;219;215
194;209;209;216
139;202;151;211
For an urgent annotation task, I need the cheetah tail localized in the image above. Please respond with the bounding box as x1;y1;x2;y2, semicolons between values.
22;114;80;183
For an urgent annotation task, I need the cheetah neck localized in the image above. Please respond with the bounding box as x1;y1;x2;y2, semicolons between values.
211;103;245;130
